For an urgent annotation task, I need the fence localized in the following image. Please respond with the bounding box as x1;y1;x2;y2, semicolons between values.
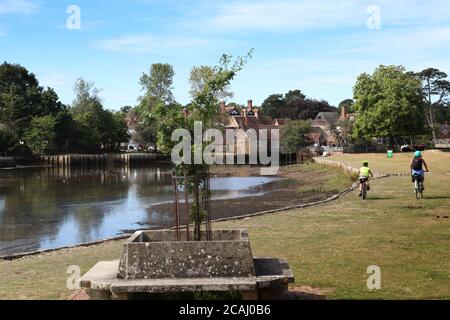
0;157;15;168
313;157;359;175
434;139;450;149
41;153;165;167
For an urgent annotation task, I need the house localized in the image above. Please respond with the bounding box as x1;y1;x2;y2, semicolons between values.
273;118;289;126
338;105;357;122
121;110;140;151
221;100;279;156
309;106;357;147
437;122;450;139
310;112;339;146
435;122;450;149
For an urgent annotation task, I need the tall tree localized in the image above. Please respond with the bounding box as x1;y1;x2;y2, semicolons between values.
189;65;233;101
148;52;252;241
135;63;176;148
139;63;175;104
260;94;284;118
353;65;425;139
416;68;450;140
261;90;335;120
280;120;311;154
23;115;57;155
0;62;63;140
71;78;128;151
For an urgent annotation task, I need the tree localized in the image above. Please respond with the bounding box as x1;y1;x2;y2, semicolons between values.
139;63;175;104
23;115;57;154
135;64;177;148
147;51;253;241
436;101;450;124
260;94;284;118
0;126;15;153
416;68;450;140
71;78;128;152
189;66;233;101
0;62;63;140
261;90;335;120
112;111;131;148
280;120;311;154
352;65;425;139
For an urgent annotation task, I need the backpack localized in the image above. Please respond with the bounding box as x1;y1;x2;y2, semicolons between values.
412;158;423;170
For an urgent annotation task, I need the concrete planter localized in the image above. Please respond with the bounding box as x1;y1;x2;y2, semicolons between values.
117;230;255;280
79;229;294;300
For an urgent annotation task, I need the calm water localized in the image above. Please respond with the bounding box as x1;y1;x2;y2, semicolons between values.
0;165;281;256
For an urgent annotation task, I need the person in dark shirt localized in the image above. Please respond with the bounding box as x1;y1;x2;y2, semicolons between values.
410;151;429;191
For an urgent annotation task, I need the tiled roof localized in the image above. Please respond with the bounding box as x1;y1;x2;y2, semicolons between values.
314;112;339;124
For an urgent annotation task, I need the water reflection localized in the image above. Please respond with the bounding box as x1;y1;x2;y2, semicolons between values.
0;165;281;256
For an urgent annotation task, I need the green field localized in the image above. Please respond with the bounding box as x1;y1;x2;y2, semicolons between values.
0;151;449;299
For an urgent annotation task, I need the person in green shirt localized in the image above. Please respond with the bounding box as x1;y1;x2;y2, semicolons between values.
359;160;374;197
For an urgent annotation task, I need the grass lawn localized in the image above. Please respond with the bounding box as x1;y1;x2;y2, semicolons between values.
0;151;449;299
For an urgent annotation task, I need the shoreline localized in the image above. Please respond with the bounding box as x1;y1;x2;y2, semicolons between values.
0;163;358;261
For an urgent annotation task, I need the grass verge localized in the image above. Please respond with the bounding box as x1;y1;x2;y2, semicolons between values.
0;151;448;299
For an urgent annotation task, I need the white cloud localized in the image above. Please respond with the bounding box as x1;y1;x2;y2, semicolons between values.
93;34;211;54
342;27;450;54
205;0;450;33
209;0;364;32
0;0;40;15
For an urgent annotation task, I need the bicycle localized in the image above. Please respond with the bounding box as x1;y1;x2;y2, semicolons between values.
412;171;429;199
360;178;369;200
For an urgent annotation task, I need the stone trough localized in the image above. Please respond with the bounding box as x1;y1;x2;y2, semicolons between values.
79;229;294;300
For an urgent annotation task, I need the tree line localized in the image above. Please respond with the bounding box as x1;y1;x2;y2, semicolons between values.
1;60;449;157
0;62;129;156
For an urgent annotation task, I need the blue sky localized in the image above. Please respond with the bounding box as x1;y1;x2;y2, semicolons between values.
1;0;450;110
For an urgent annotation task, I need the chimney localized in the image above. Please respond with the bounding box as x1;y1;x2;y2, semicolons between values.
182;107;189;119
247;100;253;112
341;105;347;119
220;101;226;113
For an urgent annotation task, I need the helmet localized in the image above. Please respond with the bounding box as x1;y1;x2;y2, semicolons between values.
362;160;369;166
414;151;422;158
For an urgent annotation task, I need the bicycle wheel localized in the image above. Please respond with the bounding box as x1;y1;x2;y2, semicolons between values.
415;181;422;199
362;184;367;200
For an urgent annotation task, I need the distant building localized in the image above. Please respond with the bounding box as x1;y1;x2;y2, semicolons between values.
221;100;279;156
437;122;450;139
309;112;339;147
121;110;140;151
308;106;356;147
273;118;288;126
435;122;450;149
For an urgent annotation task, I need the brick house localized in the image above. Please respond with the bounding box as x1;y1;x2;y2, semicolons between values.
308;106;356;147
222;100;278;156
437;122;450;139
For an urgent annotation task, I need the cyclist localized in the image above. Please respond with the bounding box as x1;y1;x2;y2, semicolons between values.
359;160;374;197
410;151;429;191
